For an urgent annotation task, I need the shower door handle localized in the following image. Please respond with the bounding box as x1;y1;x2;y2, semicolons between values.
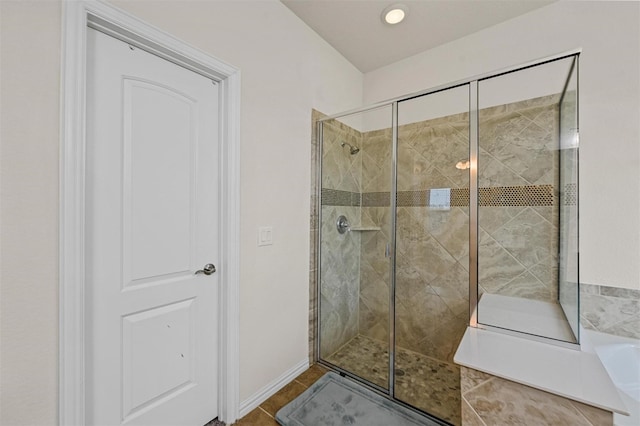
385;243;391;258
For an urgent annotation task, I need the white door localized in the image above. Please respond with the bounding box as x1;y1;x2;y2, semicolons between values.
86;28;219;426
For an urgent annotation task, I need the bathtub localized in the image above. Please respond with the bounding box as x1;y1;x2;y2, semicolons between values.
582;329;640;426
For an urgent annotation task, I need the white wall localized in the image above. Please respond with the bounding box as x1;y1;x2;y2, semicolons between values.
364;1;640;290
0;1;362;424
0;2;61;425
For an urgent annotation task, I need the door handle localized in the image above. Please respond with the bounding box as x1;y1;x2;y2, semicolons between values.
195;263;216;275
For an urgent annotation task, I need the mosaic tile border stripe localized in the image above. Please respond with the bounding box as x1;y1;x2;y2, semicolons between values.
321;188;361;206
361;192;390;207
322;185;555;207
397;188;471;208
479;184;554;207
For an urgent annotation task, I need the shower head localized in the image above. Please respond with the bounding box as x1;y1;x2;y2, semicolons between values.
341;141;360;155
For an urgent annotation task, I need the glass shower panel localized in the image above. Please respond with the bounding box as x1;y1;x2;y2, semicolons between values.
395;85;470;425
318;105;393;390
476;56;579;343
558;57;580;340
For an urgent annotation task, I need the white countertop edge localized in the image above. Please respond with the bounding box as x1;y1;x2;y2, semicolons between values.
454;327;629;415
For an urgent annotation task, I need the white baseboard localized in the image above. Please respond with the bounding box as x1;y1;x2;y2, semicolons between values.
238;358;309;418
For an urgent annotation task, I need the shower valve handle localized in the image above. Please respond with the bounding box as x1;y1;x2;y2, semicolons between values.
336;215;350;234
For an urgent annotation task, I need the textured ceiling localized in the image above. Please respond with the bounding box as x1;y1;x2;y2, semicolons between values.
281;0;555;72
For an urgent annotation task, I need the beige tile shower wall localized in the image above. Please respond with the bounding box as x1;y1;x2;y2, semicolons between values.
356;96;562;362
361;128;392;194
322;120;362;193
358;115;470;363
478;96;560;303
394;116;470;362
319;119;363;356
359;128;392;342
320;206;361;356
358;207;392;343
460;367;613;426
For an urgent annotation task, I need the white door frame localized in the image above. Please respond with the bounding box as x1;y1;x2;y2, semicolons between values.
59;1;241;424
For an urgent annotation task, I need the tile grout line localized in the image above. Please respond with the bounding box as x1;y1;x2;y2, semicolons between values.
257;405;274;419
461;374;497;395
462;394;489;426
567;402;598;426
293;378;310;388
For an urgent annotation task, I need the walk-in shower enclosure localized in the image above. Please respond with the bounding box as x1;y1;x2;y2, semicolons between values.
314;53;580;425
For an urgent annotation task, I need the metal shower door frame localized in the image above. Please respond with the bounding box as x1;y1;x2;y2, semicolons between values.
314;48;582;421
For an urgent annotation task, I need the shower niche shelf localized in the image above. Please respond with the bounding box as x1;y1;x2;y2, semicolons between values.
336;216;381;233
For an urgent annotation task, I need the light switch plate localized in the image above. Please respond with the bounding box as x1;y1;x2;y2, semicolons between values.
258;226;273;246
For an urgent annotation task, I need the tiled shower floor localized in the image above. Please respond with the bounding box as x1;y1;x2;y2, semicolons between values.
326;335;461;425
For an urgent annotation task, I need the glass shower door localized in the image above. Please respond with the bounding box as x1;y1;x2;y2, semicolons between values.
394;85;470;425
318;105;394;391
316;53;580;426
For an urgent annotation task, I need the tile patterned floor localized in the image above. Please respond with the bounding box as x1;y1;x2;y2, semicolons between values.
220;336;460;425
232;364;330;426
327;335;461;425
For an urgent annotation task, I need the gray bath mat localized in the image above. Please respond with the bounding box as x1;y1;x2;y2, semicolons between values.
275;372;442;426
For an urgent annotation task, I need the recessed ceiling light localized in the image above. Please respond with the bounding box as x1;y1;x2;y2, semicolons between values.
382;4;408;25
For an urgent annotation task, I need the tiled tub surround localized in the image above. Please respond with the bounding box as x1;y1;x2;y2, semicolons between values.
455;327;627;426
455;289;639;426
583;329;640;426
454;285;639;426
581;283;640;340
460;366;613;426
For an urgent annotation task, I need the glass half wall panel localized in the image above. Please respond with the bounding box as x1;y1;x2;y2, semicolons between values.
476;56;580;344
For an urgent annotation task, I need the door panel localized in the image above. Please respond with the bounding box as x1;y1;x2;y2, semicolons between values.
122;298;196;419
124;79;197;284
86;28;219;426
